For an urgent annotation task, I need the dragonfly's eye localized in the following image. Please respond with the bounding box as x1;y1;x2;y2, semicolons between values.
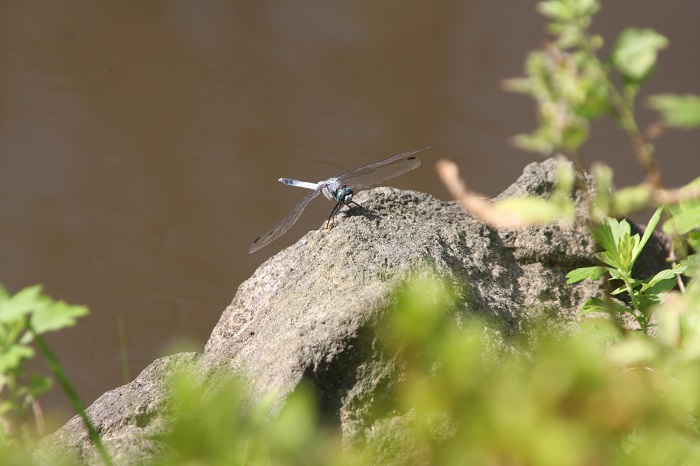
335;186;353;203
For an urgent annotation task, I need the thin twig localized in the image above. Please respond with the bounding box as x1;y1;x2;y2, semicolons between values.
29;326;114;466
436;159;528;228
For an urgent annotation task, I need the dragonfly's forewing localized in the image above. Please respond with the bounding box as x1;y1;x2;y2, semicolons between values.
337;146;429;190
249;188;322;253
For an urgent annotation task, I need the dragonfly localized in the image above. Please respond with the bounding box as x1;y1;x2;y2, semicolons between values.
249;146;431;253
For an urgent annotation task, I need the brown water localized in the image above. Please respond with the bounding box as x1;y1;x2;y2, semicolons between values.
1;2;698;426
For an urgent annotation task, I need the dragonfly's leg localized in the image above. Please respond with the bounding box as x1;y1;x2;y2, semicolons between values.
325;202;342;229
348;200;364;210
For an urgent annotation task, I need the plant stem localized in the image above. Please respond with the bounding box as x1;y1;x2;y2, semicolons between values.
29;326;114;466
578;30;660;187
622;277;648;333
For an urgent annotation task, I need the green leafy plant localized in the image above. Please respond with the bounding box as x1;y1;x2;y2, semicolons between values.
0;284;84;442
492;0;700;336
0;283;113;465
662;177;700;277
154;368;339;466
505;0;667;177
567;208;686;332
435;0;700;239
496;0;700;221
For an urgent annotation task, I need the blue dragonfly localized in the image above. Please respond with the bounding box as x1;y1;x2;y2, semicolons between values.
249;147;430;253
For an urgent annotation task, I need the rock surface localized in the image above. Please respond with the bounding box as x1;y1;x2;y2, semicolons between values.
37;158;668;463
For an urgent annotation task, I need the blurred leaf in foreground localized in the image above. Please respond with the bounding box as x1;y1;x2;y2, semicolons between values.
648;94;700;129
612;28;668;81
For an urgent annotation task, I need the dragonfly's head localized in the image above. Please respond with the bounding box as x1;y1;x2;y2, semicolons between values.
335;186;354;204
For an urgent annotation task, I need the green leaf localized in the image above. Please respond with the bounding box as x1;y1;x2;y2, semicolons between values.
631;207;662;269
608;217;633;250
0;344;35;372
512;132;554;155
572;0;600;19
607;268;624;281
637;290;664;313
591;217;638;273
599;217;640;273
663;203;700;236
590;220;619;256
537;0;570;21
647;277;679;296
610;285;627;295
580;298;606;316
610;185;653;216
663;179;700;241
684;253;700;277
612;28;668;80
643;264;687;290
23;300;89;341
566;266;609;284
0;285;44;323
648;94;700;129
537;0;600;23
580;297;631;316
688;232;700;252
592;251;617;269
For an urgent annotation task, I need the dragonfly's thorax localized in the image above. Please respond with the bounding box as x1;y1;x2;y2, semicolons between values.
321;179;354;204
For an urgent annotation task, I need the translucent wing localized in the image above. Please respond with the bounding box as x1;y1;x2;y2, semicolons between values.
337;146;430;190
249;187;322;253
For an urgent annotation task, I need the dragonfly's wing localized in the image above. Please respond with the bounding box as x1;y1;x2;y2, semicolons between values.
249;187;322;253
337;146;430;190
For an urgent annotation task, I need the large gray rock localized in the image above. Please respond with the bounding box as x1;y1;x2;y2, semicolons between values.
37;158;667;463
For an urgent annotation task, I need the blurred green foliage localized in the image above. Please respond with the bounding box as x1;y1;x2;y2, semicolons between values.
381;278;700;465
494;157;578;225
136;276;700;465
501;0;699;222
663;177;700;269
505;0;669;160
501;0;700;339
154;370;340;466
0;283;109;464
648;94;700;130
0;284;87;444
